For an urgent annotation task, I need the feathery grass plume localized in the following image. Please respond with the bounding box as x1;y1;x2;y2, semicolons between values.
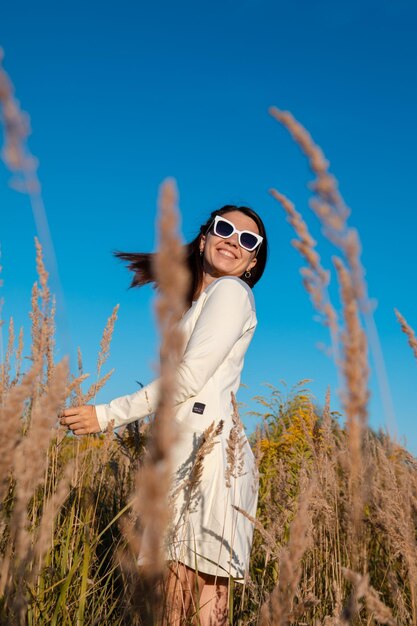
259;477;313;626
0;364;39;504
83;368;115;404
71;346;86;405
187;419;224;497
97;306;120;371
225;393;247;488
11;326;24;388
340;568;396;626
67;371;90;396
169;418;224;552
322;386;331;426
45;295;56;385
334;256;369;426
0;316;14;394
269;108;350;249
80;305;119;404
77;345;83;374
0;49;39;193
333;256;369;553
269;107;396;437
269;106;364;310
232;505;277;558
27;240;56;408
94;304;119;396
29;281;41;365
270;188;339;361
395;309;417;360
132;178;189;582
35;237;50;309
34;239;55;393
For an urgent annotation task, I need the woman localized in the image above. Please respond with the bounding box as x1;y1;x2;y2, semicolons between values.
60;205;268;625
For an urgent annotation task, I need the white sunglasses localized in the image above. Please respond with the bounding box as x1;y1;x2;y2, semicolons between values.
208;215;263;252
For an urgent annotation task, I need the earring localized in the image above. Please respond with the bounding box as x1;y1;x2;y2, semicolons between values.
244;270;251;278
200;249;204;257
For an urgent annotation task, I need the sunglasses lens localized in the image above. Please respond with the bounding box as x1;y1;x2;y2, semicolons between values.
212;217;261;251
240;232;258;251
215;219;234;238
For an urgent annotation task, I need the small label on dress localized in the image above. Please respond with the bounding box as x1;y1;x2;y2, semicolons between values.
192;402;206;415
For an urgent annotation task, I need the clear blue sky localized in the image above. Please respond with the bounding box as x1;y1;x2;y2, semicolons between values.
1;0;416;452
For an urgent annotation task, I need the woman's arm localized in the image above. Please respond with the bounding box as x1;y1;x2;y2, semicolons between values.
62;277;255;433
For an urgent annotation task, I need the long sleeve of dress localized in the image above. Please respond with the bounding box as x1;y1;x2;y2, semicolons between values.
94;277;255;431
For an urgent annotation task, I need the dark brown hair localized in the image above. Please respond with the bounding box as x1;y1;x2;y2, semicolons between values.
114;205;268;308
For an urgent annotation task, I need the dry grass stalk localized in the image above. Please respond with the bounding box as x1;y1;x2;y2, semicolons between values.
322;386;332;431
270;188;339;359
77;305;118;404
333;256;369;561
26;240;56;408
83;367;115;404
35;237;50;308
270;106;372;577
394;309;417;360
268;108;351;250
333;257;369;429
169;419;225;533
273;110;397;374
225;393;247;488
45;295;56;385
29;281;41;365
0;365;40;504
30;459;75;583
97;305;120;371
93;304;119;396
72;346;85;405
132;178;189;581
233;505;277;557
0;316;14;394
34;239;56;392
188;419;224;495
340;568;396;626
269;108;398;440
12;359;68;558
0;49;39;194
12;326;24;388
259;477;313;626
67;372;90;397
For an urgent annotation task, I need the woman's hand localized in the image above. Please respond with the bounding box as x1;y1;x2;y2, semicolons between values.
60;405;101;435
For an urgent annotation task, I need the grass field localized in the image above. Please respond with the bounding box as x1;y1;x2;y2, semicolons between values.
1;53;417;625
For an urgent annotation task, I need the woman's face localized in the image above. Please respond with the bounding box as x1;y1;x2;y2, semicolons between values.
200;210;259;279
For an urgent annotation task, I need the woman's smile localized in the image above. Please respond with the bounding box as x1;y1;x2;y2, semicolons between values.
216;246;238;260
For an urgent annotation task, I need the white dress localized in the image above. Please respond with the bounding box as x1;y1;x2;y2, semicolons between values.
95;276;259;581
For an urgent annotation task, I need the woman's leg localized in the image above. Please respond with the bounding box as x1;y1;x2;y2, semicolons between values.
162;561;205;625
196;574;229;626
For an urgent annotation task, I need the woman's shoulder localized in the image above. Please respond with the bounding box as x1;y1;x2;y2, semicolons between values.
204;276;256;309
